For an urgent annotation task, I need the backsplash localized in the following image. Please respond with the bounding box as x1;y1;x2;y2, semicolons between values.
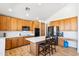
61;31;77;40
0;31;34;37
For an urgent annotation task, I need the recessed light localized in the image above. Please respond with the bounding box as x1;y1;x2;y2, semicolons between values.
26;13;29;16
36;17;39;19
8;8;12;12
38;3;42;6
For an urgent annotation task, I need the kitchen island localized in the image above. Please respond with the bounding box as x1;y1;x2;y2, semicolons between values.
26;36;46;56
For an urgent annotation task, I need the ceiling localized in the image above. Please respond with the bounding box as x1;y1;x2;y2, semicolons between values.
0;3;67;22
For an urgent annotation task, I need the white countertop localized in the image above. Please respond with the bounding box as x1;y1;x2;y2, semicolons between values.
26;36;45;43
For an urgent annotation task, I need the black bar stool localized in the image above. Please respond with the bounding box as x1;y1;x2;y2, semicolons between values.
38;37;50;56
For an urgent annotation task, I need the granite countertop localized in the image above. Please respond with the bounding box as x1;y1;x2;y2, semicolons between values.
26;36;45;43
0;35;34;39
58;37;77;41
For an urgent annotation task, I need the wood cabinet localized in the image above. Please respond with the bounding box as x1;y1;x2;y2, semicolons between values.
17;19;23;31
6;38;12;50
59;20;65;31
49;21;55;26
70;17;77;31
64;19;71;31
11;18;17;31
6;16;11;31
41;22;45;36
33;21;40;28
0;15;34;31
11;38;18;48
5;36;33;50
0;16;7;31
54;21;59;26
17;37;24;46
58;38;64;47
49;16;77;31
23;37;30;45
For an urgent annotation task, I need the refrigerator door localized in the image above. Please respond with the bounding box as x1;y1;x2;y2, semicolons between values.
35;28;40;37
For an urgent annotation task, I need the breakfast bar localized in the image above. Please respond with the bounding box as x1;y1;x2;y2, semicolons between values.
26;36;46;56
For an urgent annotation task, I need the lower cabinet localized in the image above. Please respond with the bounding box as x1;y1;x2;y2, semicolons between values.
11;38;18;48
17;37;24;47
5;36;32;50
23;37;30;45
58;38;64;47
6;38;12;50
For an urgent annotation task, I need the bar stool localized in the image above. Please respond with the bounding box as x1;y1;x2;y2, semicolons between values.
50;35;58;54
38;38;50;56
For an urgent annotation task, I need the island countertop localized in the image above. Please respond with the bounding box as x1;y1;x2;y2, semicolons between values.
26;36;46;43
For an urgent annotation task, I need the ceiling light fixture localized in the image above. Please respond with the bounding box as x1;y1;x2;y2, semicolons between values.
25;7;30;17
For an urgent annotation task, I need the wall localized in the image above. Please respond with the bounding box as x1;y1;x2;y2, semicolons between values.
0;31;34;38
46;4;77;23
46;4;78;49
62;31;77;48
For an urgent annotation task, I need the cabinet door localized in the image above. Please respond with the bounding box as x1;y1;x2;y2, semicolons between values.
0;16;7;31
6;16;11;31
22;20;26;26
41;23;45;36
0;16;2;30
30;21;33;31
70;17;77;31
54;21;59;26
48;21;54;26
58;38;64;47
64;19;71;31
23;37;30;45
17;37;24;46
11;18;17;31
59;20;65;31
6;38;12;50
11;38;18;48
49;21;59;26
27;21;33;31
34;21;39;28
17;19;22;31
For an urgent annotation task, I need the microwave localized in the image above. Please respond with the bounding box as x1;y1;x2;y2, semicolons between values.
22;26;30;31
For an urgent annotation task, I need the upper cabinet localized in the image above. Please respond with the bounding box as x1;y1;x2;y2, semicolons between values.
48;16;77;31
70;17;77;31
41;22;45;36
59;20;65;31
11;17;17;31
32;20;40;30
0;16;7;31
0;16;34;31
64;19;71;31
17;19;23;31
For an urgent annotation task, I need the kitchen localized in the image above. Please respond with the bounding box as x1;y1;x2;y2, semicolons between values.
0;3;78;56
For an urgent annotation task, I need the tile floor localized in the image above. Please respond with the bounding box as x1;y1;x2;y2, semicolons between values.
5;45;78;56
